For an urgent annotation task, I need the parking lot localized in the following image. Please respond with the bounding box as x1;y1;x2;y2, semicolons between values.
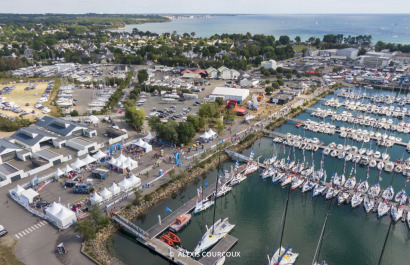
0;80;54;120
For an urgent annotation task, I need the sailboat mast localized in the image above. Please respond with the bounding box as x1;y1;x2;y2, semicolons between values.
212;147;222;234
378;219;393;265
278;183;292;255
312;200;332;265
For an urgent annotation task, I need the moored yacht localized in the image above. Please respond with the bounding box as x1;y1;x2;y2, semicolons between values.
364;196;375;213
193;218;235;254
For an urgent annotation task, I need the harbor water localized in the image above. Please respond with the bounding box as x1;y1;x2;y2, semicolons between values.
110;87;410;265
112;14;410;44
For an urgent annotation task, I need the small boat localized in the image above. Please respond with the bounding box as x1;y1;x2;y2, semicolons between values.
369;159;377;168
377;201;391;218
313;183;327;197
265;155;277;165
369;183;381;197
407;212;410;228
167;232;181;243
382;186;394;201
215;184;232;198
338;191;349;205
169;214;192;232
344;176;356;189
194;218;235;254
261;168;275;180
345;153;353;161
391;205;403;223
272;173;284;183
230;173;247;185
326;186;340;200
244;163;259;175
302;179;316;193
268;246;299;265
357;181;369;193
194;199;215;214
291;177;305;190
159;234;174;246
364;196;375;213
395;190;407;205
281;175;293;187
333;174;346;187
377;161;385;170
351;192;364;208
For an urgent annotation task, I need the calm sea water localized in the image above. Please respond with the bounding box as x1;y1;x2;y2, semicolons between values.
109;87;410;265
112;14;410;44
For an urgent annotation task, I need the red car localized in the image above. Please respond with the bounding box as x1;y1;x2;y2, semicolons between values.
71;203;82;212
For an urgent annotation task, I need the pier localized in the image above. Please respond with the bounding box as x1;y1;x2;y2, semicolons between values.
113;180;239;265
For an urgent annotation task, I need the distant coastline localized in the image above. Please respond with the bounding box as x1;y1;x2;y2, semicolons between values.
111;14;410;44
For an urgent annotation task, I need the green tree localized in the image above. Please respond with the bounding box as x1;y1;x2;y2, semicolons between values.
125;107;146;131
69;110;79;116
177;122;196;145
277;79;284;86
279;35;290;45
265;86;273;95
295;36;301;44
271;82;280;90
137;69;148;84
215;97;224;106
216;119;224;135
285;73;292;79
187;115;200;131
148;116;161;132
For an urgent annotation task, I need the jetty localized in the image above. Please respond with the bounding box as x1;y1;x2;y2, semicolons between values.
113;180;238;265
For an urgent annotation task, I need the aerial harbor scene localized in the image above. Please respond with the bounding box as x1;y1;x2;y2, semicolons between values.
0;1;409;265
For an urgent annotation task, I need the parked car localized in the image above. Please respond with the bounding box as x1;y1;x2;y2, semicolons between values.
73;184;90;194
0;225;7;237
36;200;50;208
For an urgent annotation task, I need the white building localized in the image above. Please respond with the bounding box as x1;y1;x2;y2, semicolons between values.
336;48;359;59
217;66;240;80
240;78;259;87
211;87;250;103
261;59;279;70
206;67;218;79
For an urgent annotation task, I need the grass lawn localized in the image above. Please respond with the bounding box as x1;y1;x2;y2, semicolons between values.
293;45;309;52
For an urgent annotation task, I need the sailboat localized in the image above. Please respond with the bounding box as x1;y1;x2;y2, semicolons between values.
268;180;299;265
194;184;214;214
364;196;375;213
194;150;235;254
391;205;403;223
244;150;258;175
230;162;247;186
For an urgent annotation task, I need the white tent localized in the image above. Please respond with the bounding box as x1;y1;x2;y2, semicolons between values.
116;154;127;163
70;159;86;170
199;131;212;142
144;132;156;141
90;192;103;205
19;188;39;205
100;188;112;201
141;142;152;153
124;157;138;170
82;154;97;165
54;168;64;178
45;202;63;216
109;183;121;196
109;157;117;166
129;174;141;187
135;138;146;147
63;164;73;174
88;115;99;124
119;178;132;192
207;129;217;137
92;150;108;160
10;184;25;197
54;207;77;227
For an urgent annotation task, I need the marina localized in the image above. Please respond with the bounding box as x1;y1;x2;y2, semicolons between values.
111;86;410;265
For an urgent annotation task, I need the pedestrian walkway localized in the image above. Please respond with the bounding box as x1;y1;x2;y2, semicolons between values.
14;221;48;239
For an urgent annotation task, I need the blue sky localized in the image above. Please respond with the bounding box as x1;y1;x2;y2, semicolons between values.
0;0;409;14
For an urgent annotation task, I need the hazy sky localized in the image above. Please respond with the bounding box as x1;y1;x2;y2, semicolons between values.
1;0;409;14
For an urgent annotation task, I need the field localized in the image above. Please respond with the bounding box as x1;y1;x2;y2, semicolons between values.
0;81;49;120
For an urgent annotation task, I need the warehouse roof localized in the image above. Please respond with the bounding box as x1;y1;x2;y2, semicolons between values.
212;87;249;98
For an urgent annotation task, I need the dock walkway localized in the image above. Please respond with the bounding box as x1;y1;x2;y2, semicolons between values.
199;234;238;265
146;182;217;238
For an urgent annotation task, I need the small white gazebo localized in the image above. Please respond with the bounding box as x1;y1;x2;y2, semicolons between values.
119;178;132;192
129;174;141;187
92;150;108;160
70;159;86;170
109;183;121;196
82;154;97;165
207;129;217;137
54;168;64;179
63;164;73;174
135;138;145;147
90;192;103;205
100;188;112;201
144;132;156;142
